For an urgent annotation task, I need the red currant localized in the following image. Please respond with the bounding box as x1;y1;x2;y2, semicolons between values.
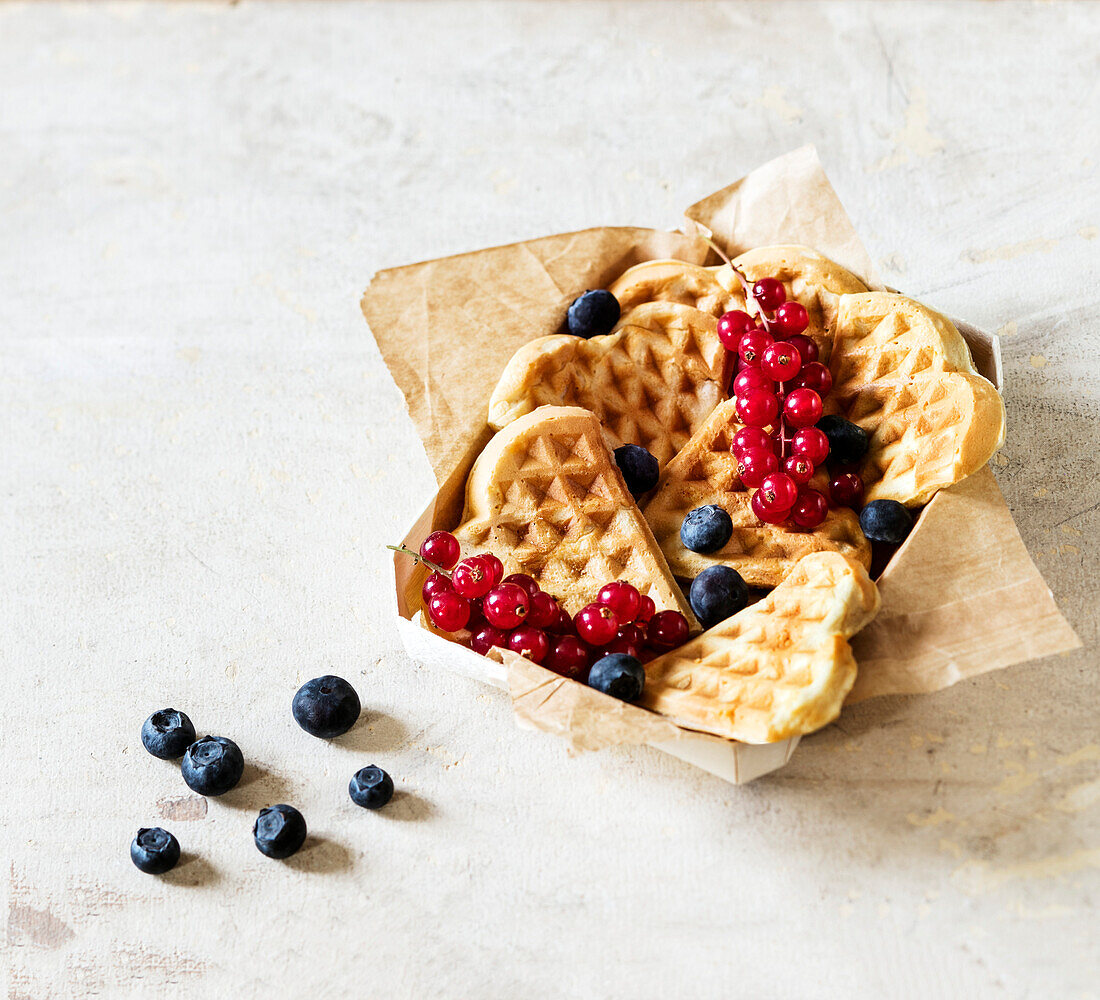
544;635;590;680
428;590;471;632
508;626;550;664
526;591;559;630
783;454;815;485
502;573;540;598
830;472;865;509
736;388;780;427
717;310;755;350
732;367;775;397
793;361;832;396
466;597;486;629
783;388;823;428
471;625;509;655
737;328;773;367
647;610;690;650
601;637;642;659
634;595;656;625
737;446;779;488
574;603;620;647
751;488;791;525
774;300;809;336
548;604;574;634
752;277;787;311
422;572;453;605
790;489;829;529
758;472;798;512
791;427;830;466
419;530;460;570
451;556;494;599
616;623;647;648
597;581;640;624
760;342;802;382
786;333;818;364
732;426;771;455
479;553;504;587
483;583;529;629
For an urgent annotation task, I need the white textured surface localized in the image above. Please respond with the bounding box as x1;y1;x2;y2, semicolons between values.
3;3;1099;998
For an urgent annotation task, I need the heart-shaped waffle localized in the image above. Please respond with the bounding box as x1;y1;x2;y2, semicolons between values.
488;301;730;468
642;398;871;587
453;405;693;618
640;552;880;743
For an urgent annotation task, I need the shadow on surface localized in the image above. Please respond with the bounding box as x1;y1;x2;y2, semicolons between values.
284;836;353;875
331;712;409;754
162;853;219;888
218;762;296;812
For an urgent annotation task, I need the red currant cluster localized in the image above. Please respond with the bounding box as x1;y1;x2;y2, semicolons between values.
715;275;863;527
412;531;691;681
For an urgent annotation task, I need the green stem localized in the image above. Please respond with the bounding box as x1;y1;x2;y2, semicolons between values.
385;543;452;578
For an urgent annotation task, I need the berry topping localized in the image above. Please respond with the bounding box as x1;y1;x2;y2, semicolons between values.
597;581;641;624
716;309;756;349
181;736;245;796
601;636;642;659
253;804;307;859
479;553;504;588
422;572;453;605
829;472;865;509
633;594;656;625
646;610;689;651
774;301;809;337
525;591;560;630
349;765;394;810
544;635;590;680
680;504;734;554
567;289;621;338
141;709;196;760
419;530;460;570
292;675;362;739
783;454;815;485
758;472;798;512
614;443;660;499
760;341;802;382
588;653;646;702
752;277;787;312
790;489;829;529
785;332;818;363
548;604;575;634
508;626;550;664
501;573;540;598
736;445;780;488
793;361;832;396
783;387;823;428
817;415;870;465
130;827;180;875
732;425;772;455
737;328;773;367
428;590;472;632
471;625;509;655
451;556;494;599
791;427;830;466
689;565;749;629
616;623;647;648
732;367;776;397
736;388;780;427
859;499;913;544
483;583;529;629
574;603;620;647
750;488;790;525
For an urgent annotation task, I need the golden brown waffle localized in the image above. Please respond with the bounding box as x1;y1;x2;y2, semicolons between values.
608;259;741;317
828;293;1006;506
642;399;871;587
453;406;693;618
640;552;880;743
488;301;730;468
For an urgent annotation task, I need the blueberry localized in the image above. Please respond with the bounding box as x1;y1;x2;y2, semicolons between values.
567;289;620;338
181;736;244;796
816;415;869;465
349;766;394;810
859;499;914;544
253;804;307;859
689;566;749;628
588;653;645;702
614;444;660;499
680;504;733;554
130;827;180;875
292;675;361;739
140;709;196;760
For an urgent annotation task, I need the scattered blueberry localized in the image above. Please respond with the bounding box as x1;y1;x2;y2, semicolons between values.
859;499;914;544
588;653;646;702
349;766;394;810
130;827;180;874
181;736;244;796
140;709;196;760
567;289;620;338
614;444;660;499
292;675;361;739
689;566;749;628
253;804;307;859
816;415;869;465
680;504;733;554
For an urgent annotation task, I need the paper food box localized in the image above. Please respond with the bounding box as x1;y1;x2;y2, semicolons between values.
362;147;1079;784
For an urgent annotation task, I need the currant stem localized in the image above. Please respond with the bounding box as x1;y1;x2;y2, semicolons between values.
698;232;777;334
385;543;452;578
